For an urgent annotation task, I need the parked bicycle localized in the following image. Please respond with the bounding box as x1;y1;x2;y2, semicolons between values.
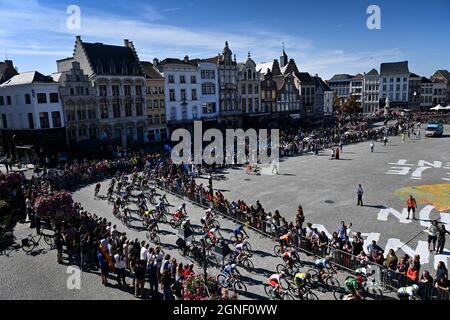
21;233;54;253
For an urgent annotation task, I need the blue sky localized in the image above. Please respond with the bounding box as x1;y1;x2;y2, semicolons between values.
0;0;449;79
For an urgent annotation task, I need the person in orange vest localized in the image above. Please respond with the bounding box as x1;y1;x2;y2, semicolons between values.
407;195;418;220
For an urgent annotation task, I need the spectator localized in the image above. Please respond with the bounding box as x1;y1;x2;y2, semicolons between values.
420;271;433;285
435;261;448;284
437;225;450;255
351;232;364;256
114;250;127;286
384;249;398;270
406;255;420;284
134;260;146;298
97;246;109;286
425;220;439;253
397;255;410;276
161;270;174;300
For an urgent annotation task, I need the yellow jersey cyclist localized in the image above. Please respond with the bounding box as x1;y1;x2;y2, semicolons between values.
294;272;311;297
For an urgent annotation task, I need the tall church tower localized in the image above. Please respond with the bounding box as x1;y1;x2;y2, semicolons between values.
280;43;288;68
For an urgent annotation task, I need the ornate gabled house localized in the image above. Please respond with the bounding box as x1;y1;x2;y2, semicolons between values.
57;36;148;152
216;41;240;126
238;52;263;122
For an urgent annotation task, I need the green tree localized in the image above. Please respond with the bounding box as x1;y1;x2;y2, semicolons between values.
332;91;341;112
341;94;361;114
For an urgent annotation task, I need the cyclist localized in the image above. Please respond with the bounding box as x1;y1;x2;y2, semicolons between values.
268;272;285;297
233;224;248;242
94;182;101;198
138;199;147;217
397;284;420;300
234;241;248;262
279;231;293;253
294;272;311;298
343;276;363;300
207;227;220;245
314;256;331;281
107;184;114;201
174;203;187;221
155;200;166;214
282;250;294;269
200;209;214;226
223;262;240;282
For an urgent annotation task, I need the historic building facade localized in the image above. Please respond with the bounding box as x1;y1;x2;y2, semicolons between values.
379;61;410;110
57;37;148;150
141;60;168;143
0;71;65;161
238;53;261;115
362;69;380;113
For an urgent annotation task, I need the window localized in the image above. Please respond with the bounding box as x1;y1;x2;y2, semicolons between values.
152;86;158;95
396;84;400;91
28;113;34;129
397;78;401;82
125;103;132;117
180;75;186;83
136;102;143;116
88;107;96;120
154;115;160;124
383;85;386;91
2;114;7;128
169;89;176;101
383;78;386;83
153;100;158;108
201;70;206;79
191;75;196;84
89;127;97;139
181;89;186;101
201;83;215;95
37;93;47;104
68;127;76;140
6;96;11;105
241;85;246;94
39;112;50;128
255;85;259;94
390;78;394;83
192;106;198;119
100;104;108;119
112;85;120;96
148;115;153;124
159;87;164;94
78;126;87;137
70;88;75;95
124;85;131;96
77;108;86;120
85;88;89;95
191;89;197;100
403;84;407;91
168;75;174;83
67;110;76;121
113;103;121;118
135;85;142;95
248;84;253;95
181;106;187;120
170;107;176;121
160;100;165;108
0;96;3;105
25;94;31;104
52;111;61;128
50;93;59;103
99;85;107;96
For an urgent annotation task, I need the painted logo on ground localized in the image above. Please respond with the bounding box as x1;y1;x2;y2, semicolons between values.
394;184;450;212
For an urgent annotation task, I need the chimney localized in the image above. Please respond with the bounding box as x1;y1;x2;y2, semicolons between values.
184;55;189;63
124;39;130;47
153;58;159;67
76;35;81;42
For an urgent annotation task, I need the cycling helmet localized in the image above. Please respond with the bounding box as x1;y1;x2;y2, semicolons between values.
411;284;419;293
231;264;236;269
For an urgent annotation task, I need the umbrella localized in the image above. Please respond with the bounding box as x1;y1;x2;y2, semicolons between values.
430;105;445;111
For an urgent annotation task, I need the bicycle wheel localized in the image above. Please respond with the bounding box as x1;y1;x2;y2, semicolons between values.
233;280;247;296
305;291;319;301
21;236;35;253
169;219;178;229
325;277;340;289
273;245;282;257
243;242;252;252
264;284;274;298
152;235;161;245
160;214;168;223
333;289;345;300
216;274;228;288
44;235;53;247
307;269;320;283
242;258;254;272
276;264;287;275
281;292;295;300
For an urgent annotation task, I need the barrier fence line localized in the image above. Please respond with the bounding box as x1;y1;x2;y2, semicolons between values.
153;179;449;301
